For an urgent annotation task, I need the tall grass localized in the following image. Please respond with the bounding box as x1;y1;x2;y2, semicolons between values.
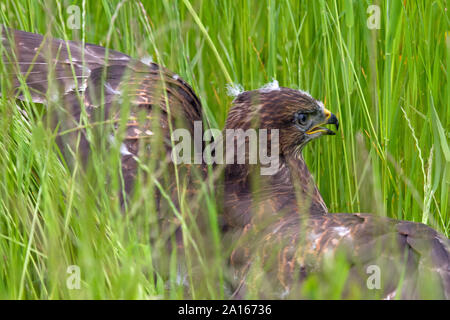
0;0;448;299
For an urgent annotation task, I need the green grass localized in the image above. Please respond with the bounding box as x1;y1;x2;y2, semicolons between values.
0;0;448;299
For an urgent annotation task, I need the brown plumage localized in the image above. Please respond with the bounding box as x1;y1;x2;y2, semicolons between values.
2;28;449;299
224;88;450;299
0;28;214;271
224;88;332;228
0;27;205;218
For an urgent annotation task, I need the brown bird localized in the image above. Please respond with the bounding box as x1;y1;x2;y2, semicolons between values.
0;27;207;222
223;87;450;299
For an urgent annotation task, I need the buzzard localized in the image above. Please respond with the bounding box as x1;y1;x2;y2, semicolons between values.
223;87;450;299
2;28;449;299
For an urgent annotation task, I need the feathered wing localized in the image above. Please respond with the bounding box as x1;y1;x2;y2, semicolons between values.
1;28;203;198
1;28;201;112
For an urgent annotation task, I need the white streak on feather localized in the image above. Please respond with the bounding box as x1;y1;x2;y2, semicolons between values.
49;91;60;102
317;100;325;111
105;82;121;95
297;89;313;99
259;79;280;92
108;134;115;144
333;226;350;237
120;143;132;156
384;290;397;300
308;231;321;250
64;83;77;94
78;81;88;92
280;288;291;299
109;134;132;156
297;88;325;110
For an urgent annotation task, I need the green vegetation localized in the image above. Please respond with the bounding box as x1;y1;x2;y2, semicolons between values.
0;0;448;299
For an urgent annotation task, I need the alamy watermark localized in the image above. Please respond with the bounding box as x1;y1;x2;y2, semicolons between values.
366;264;381;290
171;121;280;175
367;5;381;30
67;5;81;30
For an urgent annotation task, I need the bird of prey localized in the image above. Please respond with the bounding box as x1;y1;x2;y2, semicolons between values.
223;87;450;299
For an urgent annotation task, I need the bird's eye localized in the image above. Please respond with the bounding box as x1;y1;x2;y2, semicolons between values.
294;113;308;126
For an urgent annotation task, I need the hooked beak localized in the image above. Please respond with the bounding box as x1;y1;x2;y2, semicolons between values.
306;108;339;135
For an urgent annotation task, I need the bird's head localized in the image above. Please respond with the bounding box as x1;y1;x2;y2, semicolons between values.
226;85;339;156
